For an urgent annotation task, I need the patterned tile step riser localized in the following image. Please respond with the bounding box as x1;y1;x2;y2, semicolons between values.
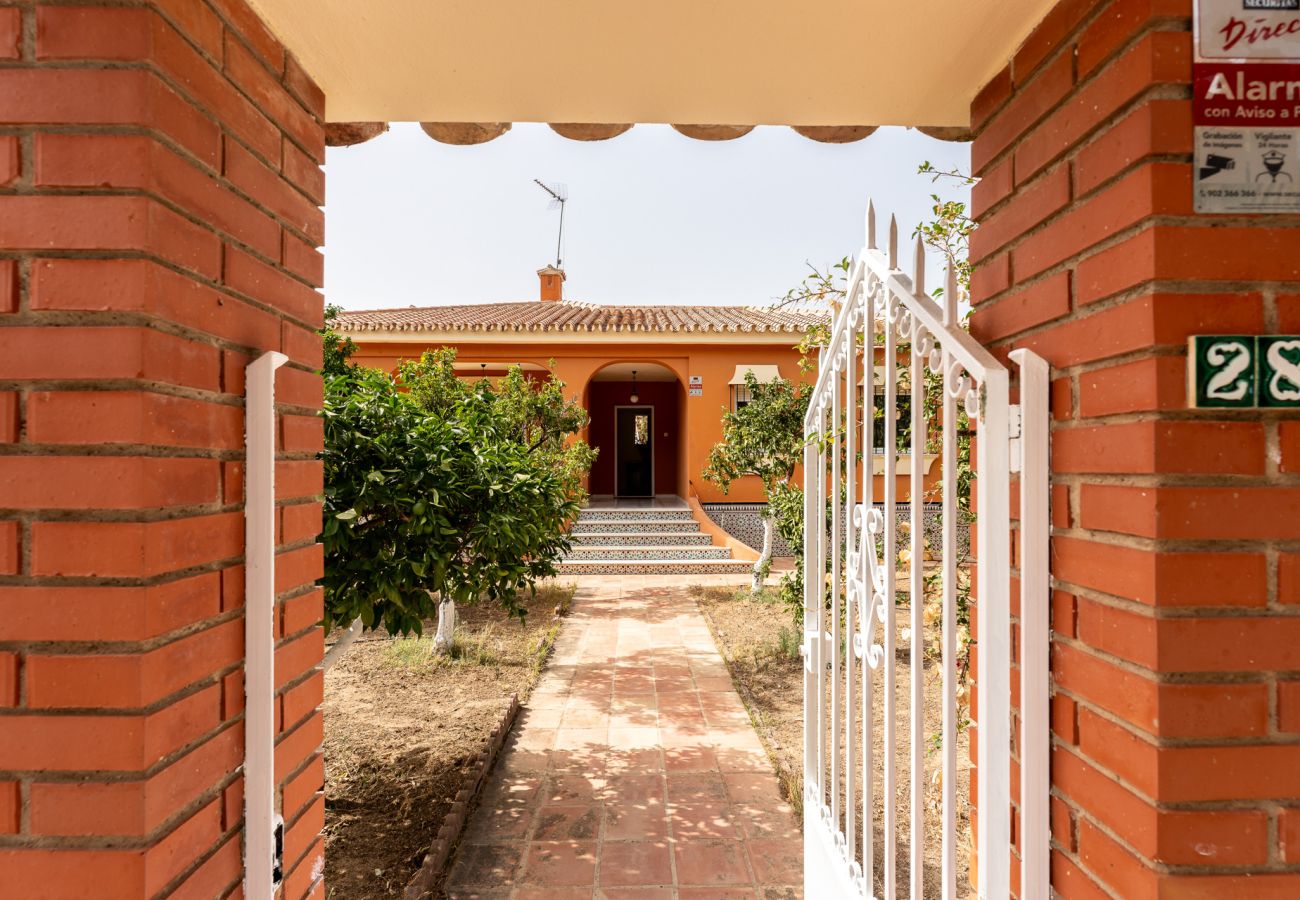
563;545;733;561
569;532;713;546
571;521;699;534
556;560;756;575
576;509;695;522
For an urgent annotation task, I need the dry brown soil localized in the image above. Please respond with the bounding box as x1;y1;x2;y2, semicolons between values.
694;581;972;897
322;583;573;899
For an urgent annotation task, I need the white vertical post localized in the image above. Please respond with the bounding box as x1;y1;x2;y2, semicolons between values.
883;288;899;900
804;422;819;802
831;364;842;832
977;366;1012;900
1011;348;1050;899
862;280;877;897
908;239;926;900
844;321;857;860
940;268;959;900
244;350;287;900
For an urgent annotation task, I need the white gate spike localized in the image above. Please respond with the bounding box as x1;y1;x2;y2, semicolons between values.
803;201;1050;900
913;234;926;295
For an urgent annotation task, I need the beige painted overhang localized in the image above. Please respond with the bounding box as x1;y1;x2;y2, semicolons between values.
247;0;1056;126
729;364;783;385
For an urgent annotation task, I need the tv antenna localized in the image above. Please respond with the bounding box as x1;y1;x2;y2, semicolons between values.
533;179;568;269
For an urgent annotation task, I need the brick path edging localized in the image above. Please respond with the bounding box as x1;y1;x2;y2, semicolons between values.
402;693;522;900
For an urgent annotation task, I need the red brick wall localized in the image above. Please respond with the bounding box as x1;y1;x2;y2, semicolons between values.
970;0;1300;895
0;2;326;896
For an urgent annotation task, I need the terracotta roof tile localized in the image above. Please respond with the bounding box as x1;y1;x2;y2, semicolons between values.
335;301;826;335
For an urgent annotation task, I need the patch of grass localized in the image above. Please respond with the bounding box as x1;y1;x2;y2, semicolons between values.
446;623;501;666
382;635;435;669
379;582;577;673
688;584;781;605
774;625;801;660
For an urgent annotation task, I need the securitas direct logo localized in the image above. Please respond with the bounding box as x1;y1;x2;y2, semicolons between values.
1244;0;1300;9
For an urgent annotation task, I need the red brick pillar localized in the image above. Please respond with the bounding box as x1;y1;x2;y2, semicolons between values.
970;0;1300;895
0;2;326;896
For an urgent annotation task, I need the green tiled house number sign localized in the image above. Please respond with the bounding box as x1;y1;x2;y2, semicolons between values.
1190;335;1300;408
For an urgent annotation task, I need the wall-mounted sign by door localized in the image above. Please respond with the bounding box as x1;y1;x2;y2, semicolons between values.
1194;0;1300;212
688;374;703;396
1190;334;1300;407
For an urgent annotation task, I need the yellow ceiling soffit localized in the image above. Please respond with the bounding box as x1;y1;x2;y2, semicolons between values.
247;0;1057;127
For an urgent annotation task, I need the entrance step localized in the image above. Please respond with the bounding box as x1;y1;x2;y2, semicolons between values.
569;531;713;547
571;519;701;534
555;558;756;575
564;544;734;561
576;508;695;523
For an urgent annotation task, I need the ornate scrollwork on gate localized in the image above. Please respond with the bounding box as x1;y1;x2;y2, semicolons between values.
848;504;887;669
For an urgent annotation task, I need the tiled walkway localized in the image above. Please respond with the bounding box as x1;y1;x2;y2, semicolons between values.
446;575;803;899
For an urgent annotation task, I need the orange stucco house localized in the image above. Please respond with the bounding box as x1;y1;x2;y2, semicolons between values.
337;268;820;501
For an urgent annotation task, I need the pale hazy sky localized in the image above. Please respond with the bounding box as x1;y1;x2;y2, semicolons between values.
323;123;970;310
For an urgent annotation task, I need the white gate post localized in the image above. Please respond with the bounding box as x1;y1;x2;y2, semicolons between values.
244;351;288;900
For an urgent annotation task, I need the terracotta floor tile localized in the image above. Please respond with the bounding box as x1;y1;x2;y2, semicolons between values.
554;727;610;751
664;746;719;772
549;746;608;774
533;804;604;841
715;747;772;773
606;774;666;805
673;839;752;886
461;805;534;843
604;802;671;841
522;841;599;886
545;774;608;804
514;728;559;751
606;747;664;773
667;771;728;804
479;775;542;807
669;802;739;839
746;839;803;884
561;707;611;729
697;676;737;692
597;888;675;899
723;772;785;805
677;890;758;900
598;840;674;887
608;726;661;749
513;889;593;900
447;842;525;887
730;803;801;841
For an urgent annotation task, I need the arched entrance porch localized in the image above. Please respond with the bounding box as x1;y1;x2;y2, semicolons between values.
583;361;687;500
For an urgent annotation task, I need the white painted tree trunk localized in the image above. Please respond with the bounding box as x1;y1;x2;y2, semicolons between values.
433;596;457;655
752;515;775;593
322;617;363;670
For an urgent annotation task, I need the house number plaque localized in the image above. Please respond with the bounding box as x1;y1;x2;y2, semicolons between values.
1190;334;1300;407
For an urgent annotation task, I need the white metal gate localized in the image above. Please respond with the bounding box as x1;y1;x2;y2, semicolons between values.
802;204;1048;899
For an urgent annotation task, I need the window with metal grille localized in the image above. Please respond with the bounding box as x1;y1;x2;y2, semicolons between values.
730;383;751;412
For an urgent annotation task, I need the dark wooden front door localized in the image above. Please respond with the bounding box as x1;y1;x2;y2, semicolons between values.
615;406;654;497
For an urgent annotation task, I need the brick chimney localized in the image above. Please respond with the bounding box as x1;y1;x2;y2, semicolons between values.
538;266;565;302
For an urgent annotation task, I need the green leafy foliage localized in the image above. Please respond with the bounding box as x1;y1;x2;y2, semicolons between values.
702;372;809;497
320;315;594;635
702;371;810;596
